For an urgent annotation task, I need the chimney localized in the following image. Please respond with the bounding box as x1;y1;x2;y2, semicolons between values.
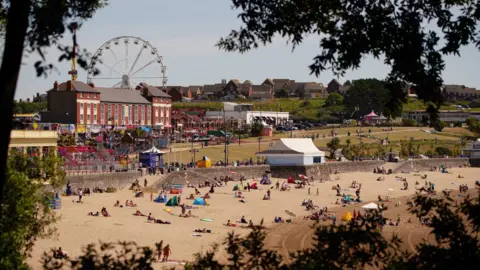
53;81;58;90
66;80;72;91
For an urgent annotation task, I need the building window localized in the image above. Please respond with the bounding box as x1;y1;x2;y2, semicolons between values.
313;156;322;163
107;103;112;122
114;104;118;122
155;107;159;123
80;93;83;98
134;105;138;123
147;105;151;123
87;93;90;98
100;104;105;124
79;102;84;114
129;105;132;124
140;105;144;123
160;98;163;103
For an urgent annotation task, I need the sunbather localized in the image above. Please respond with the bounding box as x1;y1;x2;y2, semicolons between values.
194;228;212;233
154;219;171;224
240;216;247;223
129;200;137;207
88;211;100;216
114;200;120;207
54;247;68;259
133;210;146;216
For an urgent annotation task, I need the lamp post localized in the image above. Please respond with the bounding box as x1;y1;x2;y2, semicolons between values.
223;110;228;166
289;119;294;138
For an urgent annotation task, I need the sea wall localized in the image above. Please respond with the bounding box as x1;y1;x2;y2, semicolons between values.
152;158;469;187
391;158;469;173
66;171;142;190
158;165;270;186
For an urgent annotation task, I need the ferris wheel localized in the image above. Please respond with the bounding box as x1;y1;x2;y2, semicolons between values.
87;36;167;89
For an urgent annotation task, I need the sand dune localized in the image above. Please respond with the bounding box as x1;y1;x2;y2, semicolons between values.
29;167;478;269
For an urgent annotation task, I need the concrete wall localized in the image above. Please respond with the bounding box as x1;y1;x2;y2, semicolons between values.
392;158;469;173
158;165;270;186
66;171;142;190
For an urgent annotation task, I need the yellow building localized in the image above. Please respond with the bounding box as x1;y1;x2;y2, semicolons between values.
9;130;58;155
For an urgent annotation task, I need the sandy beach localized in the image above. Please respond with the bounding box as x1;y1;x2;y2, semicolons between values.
29;167;479;269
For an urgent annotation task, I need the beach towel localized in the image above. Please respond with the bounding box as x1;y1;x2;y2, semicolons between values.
201;218;213;222
164;208;176;216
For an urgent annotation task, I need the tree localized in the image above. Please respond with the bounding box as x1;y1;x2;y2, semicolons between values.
218;0;480;126
466;117;480;138
250;122;263;137
0;153;61;269
324;92;343;107
343;79;392;117
327;137;340;158
275;88;289;98
0;0;107;220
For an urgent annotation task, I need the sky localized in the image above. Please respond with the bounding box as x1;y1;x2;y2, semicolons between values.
15;0;480;99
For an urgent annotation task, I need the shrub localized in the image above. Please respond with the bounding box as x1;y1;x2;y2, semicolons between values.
435;146;452;156
402;118;417;126
105;187;117;193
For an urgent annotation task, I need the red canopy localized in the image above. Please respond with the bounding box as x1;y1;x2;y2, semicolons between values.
365;111;378;117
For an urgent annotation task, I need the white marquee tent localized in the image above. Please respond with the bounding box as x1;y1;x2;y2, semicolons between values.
256;138;325;166
142;146;165;154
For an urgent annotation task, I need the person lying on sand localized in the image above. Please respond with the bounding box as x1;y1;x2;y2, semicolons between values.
88;211;100;216
154;219;171;224
129;200;137;207
186;193;195;200
203;193;211;199
274;216;284;223
133;210;146;216
114;200;120;207
458;175;464;178
194;228;212;233
195;188;201;195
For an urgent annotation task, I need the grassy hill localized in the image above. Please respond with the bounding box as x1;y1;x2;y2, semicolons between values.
173;98;478;121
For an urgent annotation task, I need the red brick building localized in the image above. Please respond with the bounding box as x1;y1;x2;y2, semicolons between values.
40;80;172;128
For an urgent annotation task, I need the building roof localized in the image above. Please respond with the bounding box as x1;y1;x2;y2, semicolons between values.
272;79;293;90
145;86;170;98
328;79;342;86
95;87;151;104
49;81;99;93
257;138;325;156
203;84;225;94
304;82;325;92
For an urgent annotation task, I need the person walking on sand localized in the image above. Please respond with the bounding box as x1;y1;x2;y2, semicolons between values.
157;248;162;261
316;188;319;196
78;189;83;203
162;244;171;262
308;187;311;195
